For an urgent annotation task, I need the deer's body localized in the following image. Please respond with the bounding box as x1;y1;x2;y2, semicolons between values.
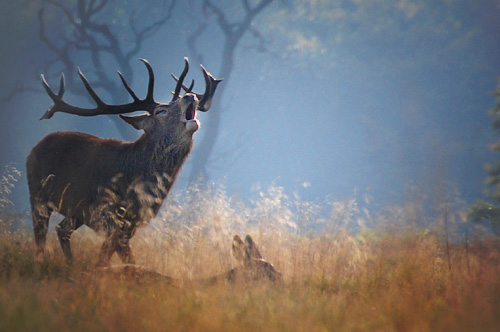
27;59;221;266
27;130;192;222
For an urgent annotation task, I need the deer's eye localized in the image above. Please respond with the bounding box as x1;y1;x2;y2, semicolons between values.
154;108;167;116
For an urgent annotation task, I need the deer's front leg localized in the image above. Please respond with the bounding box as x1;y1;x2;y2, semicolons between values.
116;229;135;265
56;217;82;264
96;230;119;267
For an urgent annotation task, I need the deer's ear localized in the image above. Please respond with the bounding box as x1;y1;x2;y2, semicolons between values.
231;235;245;263
245;235;262;260
120;113;151;130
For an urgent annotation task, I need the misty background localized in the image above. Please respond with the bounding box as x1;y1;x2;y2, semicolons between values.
1;0;499;218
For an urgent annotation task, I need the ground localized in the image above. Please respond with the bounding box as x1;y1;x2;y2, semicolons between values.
1;218;500;331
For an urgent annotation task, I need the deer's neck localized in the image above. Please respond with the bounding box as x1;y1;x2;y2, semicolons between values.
131;133;193;187
153;134;193;180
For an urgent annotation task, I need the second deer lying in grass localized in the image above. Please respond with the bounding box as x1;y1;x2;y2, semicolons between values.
219;234;282;283
95;234;282;285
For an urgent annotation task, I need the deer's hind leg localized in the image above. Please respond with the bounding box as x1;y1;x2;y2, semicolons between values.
32;203;52;257
96;228;119;267
56;217;82;263
116;227;136;265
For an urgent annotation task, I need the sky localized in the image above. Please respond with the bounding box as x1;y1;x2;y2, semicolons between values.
1;0;499;215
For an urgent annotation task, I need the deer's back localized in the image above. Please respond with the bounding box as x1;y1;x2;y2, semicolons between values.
26;131;132;218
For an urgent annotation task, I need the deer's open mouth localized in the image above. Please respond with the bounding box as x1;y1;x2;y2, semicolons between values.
185;103;196;121
183;101;199;133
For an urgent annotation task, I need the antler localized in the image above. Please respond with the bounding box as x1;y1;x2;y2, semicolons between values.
171;63;222;112
171;57;190;102
40;59;158;120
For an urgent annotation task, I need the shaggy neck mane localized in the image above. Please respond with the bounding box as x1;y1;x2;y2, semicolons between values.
127;132;193;196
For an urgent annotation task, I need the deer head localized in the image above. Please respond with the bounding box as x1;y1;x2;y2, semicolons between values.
231;234;283;282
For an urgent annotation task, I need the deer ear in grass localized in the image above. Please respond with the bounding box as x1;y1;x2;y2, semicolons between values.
244;235;262;260
232;235;245;263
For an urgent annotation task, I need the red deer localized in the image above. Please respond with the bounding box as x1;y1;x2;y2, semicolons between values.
26;58;221;266
95;234;283;285
216;234;282;283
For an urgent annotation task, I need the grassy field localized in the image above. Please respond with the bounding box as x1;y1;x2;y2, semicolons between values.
1;183;500;331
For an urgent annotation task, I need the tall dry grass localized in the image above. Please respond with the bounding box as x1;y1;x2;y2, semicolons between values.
1;179;500;331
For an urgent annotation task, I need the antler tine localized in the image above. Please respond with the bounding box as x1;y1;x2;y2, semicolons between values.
78;68;105;106
41;74;57;101
139;59;155;104
117;71;140;102
57;73;65;97
186;79;195;93
197;65;223;112
39;73;68;120
171;57;189;101
40;74;61;119
170;75;193;92
169;64;222;112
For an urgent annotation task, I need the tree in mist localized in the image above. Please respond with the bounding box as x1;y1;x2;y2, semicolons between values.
13;0;275;183
184;0;274;183
469;79;500;226
27;0;175;139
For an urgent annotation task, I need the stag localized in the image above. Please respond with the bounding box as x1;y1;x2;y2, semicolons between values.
26;58;221;266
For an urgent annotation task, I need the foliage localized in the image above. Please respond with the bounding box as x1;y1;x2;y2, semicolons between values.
261;0;488;66
0;165;26;235
0;165;21;212
469;79;500;226
37;0;175;79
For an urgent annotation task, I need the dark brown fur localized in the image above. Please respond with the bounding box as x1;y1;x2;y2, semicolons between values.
27;94;199;266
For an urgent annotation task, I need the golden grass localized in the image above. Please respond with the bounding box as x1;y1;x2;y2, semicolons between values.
1;182;500;331
1;221;500;332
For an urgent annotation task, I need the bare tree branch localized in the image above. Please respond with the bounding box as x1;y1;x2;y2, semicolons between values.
188;0;275;182
242;0;251;13
38;7;76;87
203;0;273;47
3;0;178;125
187;23;207;65
127;0;177;61
87;0;107;16
34;0;177;140
1;82;42;102
45;0;79;27
203;0;234;35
